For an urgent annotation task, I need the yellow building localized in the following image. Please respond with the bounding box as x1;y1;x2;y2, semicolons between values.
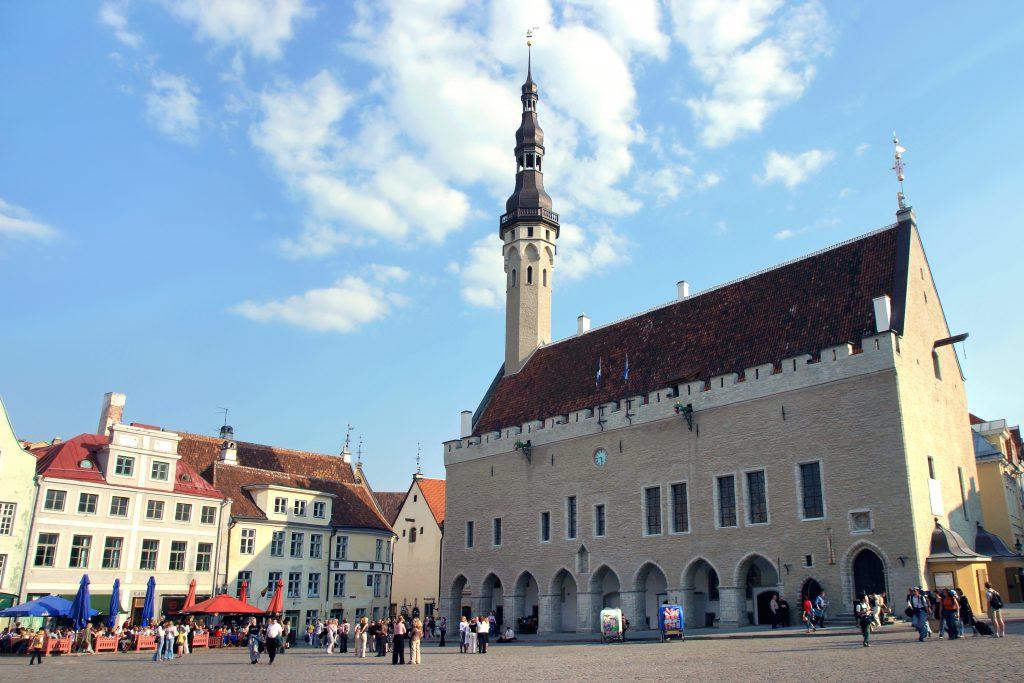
178;429;396;628
971;417;1024;601
0;397;40;610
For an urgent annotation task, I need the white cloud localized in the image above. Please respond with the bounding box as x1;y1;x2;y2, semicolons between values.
99;1;142;48
368;264;410;284
756;148;834;188
458;235;506;309
773;228;795;240
162;0;313;60
670;0;831;147
146;73;200;143
251;71;472;254
0;198;58;242
838;187;854;198
855;142;869;156
232;274;406;333
634;166;720;203
563;0;670;59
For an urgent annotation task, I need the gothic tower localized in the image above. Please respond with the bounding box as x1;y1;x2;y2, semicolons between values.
502;53;559;375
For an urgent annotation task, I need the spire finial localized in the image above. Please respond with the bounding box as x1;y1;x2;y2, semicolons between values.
356;435;363;466
343;423;353;452
892;131;908;210
526;26;539;81
416;442;422;475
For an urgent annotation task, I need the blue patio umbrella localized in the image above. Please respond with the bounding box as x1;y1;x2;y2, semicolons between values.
69;574;92;630
0;594;75;618
140;576;156;626
106;579;121;629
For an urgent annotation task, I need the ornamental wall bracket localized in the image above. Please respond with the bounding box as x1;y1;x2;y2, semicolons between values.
674;402;694;431
514;439;533;463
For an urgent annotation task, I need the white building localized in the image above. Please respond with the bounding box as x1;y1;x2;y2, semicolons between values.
0;397;39;610
24;393;229;621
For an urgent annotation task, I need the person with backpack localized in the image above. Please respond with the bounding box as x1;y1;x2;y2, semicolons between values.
940;589;960;639
854;595;873;647
984;582;1005;637
906;587;930;642
956;588;975;637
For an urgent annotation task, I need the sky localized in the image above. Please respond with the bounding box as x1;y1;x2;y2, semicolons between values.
2;1;1023;492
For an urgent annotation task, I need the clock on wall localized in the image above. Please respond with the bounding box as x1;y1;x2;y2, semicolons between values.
594;448;607;468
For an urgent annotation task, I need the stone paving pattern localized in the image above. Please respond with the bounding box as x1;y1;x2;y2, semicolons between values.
3;621;1022;682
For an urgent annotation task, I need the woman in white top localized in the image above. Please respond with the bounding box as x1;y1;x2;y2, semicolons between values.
476;616;490;653
325;619;337;654
467;617;478;654
354;617;368;657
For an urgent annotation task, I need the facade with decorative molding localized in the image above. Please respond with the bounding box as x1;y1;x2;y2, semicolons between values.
441;60;991;633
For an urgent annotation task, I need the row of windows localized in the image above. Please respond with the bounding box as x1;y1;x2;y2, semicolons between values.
33;533;212;572
271;497;327;519
104;454;171;481
244;532;389;563
509;266;548;288
236;570;386;600
0;502;16;536
41;489;216;524
464;462;826;547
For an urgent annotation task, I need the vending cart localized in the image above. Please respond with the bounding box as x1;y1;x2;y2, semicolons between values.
600;607;625;643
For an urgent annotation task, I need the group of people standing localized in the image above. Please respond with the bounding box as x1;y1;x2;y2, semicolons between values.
905;581;1005;642
351;614;429;664
457;614;494;653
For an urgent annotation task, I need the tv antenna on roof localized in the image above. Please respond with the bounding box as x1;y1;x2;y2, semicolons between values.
357;435;363;465
217;407;229;426
343;423;353;452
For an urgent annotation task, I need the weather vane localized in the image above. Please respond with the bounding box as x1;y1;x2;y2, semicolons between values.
416;442;422;474
526;26;539;47
357;435;363;465
343;423;353;453
892;132;908;210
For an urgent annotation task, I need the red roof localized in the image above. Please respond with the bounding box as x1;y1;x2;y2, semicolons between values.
178;433;392;532
474;224;906;435
417;477;446;526
969;413;986;425
32;434;222;499
374;492;406;525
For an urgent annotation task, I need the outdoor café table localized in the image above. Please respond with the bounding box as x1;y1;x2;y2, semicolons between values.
134;634;157;651
94;636;118;652
191;632;209;648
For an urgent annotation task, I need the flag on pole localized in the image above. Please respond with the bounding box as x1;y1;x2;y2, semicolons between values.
623;352;630;381
596;357;602;387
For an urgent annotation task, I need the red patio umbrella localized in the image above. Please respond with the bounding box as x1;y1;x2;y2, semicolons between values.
182;579;197;612
266;579;284;615
179;593;264;616
239;580;248;606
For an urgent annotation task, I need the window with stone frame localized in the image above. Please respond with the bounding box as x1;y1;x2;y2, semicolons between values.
195;543;212;572
0;502;15;535
540;511;551;542
313;501;326;519
566;496;578;539
799;462;824;519
717;475;737;528
145;500;164;520
43;489;66;511
240;528;256;555
78;493;98;514
102;537;123;569
746;470;768;524
333;572;346;598
287;572;301;598
34;533;58;566
670;482;689;533
308;572;321;598
594;504;606;537
109;496;129;517
644;486;662;535
290;532;304;557
236;571;252;597
69;534;92;568
168;540;187;571
310;533;323;559
200;505;216;524
114;455;135;476
270;531;285;556
174;502;192;522
139;539;159;570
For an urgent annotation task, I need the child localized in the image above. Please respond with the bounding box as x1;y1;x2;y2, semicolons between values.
28;629;45;665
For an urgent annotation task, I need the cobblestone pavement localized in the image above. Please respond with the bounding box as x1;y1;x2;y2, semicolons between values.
3;622;1022;682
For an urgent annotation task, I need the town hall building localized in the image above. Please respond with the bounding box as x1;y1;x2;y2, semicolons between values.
441;59;989;632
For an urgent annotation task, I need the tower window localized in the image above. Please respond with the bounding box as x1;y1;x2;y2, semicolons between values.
511;269;517;287
545;230;550;240
527;227;534;237
527;266;533;285
537;157;542;171
543;269;547;287
932;351;942;380
525;154;535;169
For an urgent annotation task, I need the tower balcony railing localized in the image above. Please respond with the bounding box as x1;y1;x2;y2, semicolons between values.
499;207;560;227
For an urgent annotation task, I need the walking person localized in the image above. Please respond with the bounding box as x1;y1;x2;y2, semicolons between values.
941;589;960;639
27;628;45;665
906;587;930;642
264;618;282;665
439;616;447;647
984;582;1005;637
814;591;828;628
246;618;261;664
339;618;349;653
801;596;816;633
410;617;423;665
392;615;406;665
855;594;873;647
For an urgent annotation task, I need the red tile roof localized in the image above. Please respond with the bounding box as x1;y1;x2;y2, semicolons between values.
32;433;222;499
969;413;986;425
177;433;391;532
417;477;446;526
374;492;406;525
474;224;906;435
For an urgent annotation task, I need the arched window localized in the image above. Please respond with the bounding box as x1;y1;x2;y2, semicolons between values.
409;526;417;543
511;269;517;287
542;269;547;286
932;351;942;380
527;266;533;285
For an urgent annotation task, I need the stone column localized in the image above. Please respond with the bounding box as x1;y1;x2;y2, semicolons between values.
575;591;599;632
506;592;523;631
440;597;460;625
538;594;559;634
618;590;644;631
717;586;742;628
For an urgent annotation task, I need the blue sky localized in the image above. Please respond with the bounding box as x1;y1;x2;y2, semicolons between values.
2;1;1022;492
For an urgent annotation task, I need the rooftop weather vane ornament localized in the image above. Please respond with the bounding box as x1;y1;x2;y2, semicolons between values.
416;442;422;474
892;132;908;210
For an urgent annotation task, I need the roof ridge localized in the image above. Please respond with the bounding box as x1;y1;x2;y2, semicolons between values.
179;431;344;461
541;221;899;351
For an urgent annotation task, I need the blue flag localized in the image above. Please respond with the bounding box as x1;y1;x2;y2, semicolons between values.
596;357;602;387
623;352;630;380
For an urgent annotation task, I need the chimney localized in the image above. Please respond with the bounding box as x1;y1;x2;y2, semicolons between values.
340;443;352;464
873;295;892;333
219;437;238;465
97;392;126;435
677;280;690;300
460;410;472;439
577;314;591;335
